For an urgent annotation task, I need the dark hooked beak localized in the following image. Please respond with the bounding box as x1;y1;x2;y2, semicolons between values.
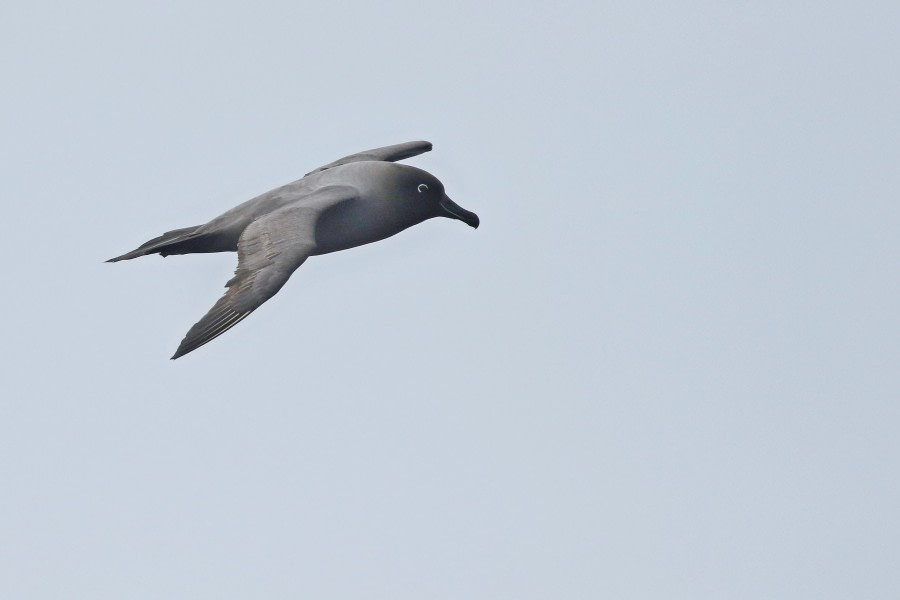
439;195;480;229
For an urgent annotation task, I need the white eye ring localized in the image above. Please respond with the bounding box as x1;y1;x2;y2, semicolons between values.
417;183;429;193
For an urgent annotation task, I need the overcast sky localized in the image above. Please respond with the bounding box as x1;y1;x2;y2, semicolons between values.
2;1;899;598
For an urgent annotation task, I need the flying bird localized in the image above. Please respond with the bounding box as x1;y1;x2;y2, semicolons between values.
107;141;479;359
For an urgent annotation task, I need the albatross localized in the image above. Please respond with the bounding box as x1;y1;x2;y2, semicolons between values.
107;140;479;359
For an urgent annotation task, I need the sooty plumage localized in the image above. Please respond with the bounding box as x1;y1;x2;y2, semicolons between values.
107;141;479;359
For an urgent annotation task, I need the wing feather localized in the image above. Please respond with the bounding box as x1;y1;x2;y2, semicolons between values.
170;186;356;359
305;140;432;176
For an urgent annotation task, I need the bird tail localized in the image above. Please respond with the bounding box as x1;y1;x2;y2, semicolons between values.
106;226;202;262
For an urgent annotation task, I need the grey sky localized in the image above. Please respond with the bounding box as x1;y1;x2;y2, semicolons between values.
2;1;899;598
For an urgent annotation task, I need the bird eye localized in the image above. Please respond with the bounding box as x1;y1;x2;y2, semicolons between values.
417;184;429;193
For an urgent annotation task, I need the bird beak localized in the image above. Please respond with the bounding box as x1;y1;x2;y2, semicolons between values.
439;195;480;229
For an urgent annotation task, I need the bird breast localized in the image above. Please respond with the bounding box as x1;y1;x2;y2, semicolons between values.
312;194;429;255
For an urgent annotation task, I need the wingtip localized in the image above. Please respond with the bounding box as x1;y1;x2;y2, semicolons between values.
169;310;251;360
170;341;193;360
170;339;191;360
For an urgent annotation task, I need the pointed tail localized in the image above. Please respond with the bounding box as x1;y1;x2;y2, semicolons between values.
106;226;202;262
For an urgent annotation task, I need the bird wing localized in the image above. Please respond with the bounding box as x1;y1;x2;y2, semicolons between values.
171;185;357;359
305;140;432;176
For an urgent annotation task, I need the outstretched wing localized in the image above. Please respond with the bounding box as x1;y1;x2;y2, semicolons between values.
305;140;432;176
171;186;357;359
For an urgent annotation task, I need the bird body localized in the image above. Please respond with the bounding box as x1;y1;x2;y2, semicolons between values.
107;141;479;359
